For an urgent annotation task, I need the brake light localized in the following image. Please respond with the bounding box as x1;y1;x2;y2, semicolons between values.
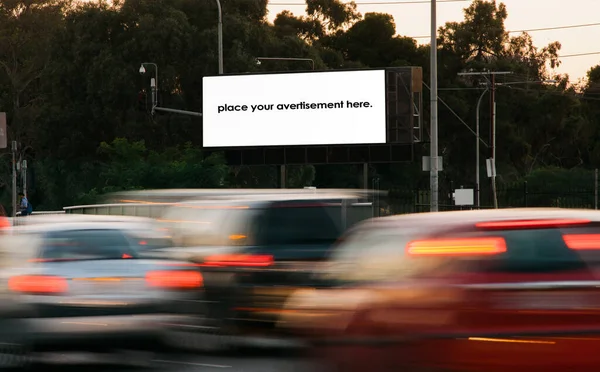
563;234;600;250
146;270;203;289
0;217;10;229
407;237;507;256
476;219;591;230
8;275;68;294
202;254;273;267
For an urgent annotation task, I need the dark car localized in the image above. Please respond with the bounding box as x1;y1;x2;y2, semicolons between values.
281;208;600;372
155;193;375;351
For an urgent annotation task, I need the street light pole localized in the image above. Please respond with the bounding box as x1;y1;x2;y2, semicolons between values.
475;87;488;208
255;56;316;190
429;0;439;212
139;63;203;117
255;57;315;70
215;0;223;74
458;71;511;209
140;62;158;112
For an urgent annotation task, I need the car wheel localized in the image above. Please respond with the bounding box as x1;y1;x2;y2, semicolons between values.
0;320;31;370
114;349;157;368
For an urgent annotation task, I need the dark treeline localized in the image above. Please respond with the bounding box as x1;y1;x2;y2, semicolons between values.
1;0;599;210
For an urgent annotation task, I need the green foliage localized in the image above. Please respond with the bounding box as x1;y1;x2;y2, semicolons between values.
0;0;600;211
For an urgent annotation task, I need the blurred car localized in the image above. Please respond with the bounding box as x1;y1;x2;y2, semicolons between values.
280;208;600;372
154;193;375;351
0;219;204;368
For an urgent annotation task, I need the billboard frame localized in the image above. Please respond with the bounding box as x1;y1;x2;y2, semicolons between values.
201;67;422;165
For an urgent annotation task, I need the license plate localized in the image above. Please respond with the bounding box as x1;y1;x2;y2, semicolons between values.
206;272;235;287
253;287;296;297
74;278;142;294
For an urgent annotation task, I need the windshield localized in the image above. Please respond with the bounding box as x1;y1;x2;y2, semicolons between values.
160;204;255;247
258;203;342;246
38;229;139;261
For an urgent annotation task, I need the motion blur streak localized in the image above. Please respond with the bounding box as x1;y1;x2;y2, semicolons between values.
14;190;600;371
467;337;556;344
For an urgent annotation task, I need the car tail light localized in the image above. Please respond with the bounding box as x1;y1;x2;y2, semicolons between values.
475;219;591;230
0;217;10;229
406;237;507;256
145;270;203;289
563;234;600;250
202;254;273;267
8;275;68;294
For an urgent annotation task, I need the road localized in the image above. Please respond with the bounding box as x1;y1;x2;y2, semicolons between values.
34;349;329;372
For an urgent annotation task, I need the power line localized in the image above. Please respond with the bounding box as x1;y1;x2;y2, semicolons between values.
268;1;600;61
560;51;600;58
410;21;600;39
270;0;468;6
422;81;489;147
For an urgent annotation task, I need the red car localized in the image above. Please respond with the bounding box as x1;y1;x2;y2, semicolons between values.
280;208;600;372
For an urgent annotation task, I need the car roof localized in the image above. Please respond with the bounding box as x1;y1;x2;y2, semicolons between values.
353;208;600;232
104;188;382;204
12;220;157;235
170;193;363;207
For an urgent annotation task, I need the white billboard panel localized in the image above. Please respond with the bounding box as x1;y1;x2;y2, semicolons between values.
202;70;387;148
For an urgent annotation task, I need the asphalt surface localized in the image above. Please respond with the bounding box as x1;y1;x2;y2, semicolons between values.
32;349;329;372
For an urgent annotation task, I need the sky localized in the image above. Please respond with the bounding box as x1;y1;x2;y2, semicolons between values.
266;0;600;83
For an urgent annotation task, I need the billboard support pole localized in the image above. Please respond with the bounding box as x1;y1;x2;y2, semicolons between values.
280;165;286;188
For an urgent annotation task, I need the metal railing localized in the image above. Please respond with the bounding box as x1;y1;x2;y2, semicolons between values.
63;203;168;218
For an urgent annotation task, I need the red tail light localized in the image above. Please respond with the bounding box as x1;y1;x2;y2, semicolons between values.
563;234;600;250
476;219;591;230
9;275;68;294
0;217;10;229
202;254;273;267
407;237;507;257
146;270;203;289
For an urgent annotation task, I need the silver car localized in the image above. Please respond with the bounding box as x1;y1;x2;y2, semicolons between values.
0;220;205;368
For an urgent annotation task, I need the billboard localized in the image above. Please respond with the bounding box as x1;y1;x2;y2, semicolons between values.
202;70;387;148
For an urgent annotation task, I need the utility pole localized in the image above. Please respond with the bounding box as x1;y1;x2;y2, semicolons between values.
429;0;439;212
457;71;512;209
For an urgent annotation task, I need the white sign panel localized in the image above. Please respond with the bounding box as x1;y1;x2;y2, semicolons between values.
202;70;387;148
453;189;474;206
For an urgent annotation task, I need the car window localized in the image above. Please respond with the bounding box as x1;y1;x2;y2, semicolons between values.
444;226;600;273
39;229;137;260
127;227;174;250
160;205;255;247
257;202;342;246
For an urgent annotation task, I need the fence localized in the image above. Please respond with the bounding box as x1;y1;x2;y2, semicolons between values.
387;181;599;215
